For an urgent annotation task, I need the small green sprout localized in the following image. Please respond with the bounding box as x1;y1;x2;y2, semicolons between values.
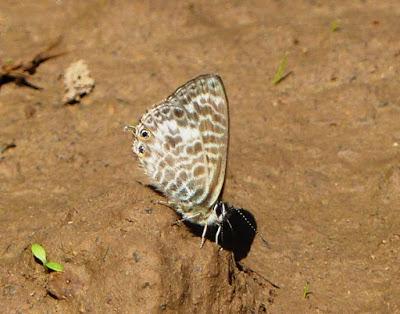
4;58;14;65
330;20;340;32
31;243;64;272
272;55;291;85
303;281;312;299
45;261;64;272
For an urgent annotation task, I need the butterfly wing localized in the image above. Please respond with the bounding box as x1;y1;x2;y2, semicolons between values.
132;74;229;213
172;75;229;209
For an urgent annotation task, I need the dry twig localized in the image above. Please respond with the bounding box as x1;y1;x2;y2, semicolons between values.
0;37;65;90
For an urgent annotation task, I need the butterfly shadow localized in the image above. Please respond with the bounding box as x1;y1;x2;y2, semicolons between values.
184;208;260;261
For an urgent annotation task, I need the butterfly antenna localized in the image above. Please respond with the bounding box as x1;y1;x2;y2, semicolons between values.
124;125;136;134
232;207;269;247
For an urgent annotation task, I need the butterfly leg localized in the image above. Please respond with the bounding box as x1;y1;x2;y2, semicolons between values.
200;224;208;248
215;224;222;246
225;218;233;232
171;217;185;226
151;199;170;207
171;213;200;226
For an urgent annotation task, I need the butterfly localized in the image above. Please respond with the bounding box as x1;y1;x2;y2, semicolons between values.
125;74;257;247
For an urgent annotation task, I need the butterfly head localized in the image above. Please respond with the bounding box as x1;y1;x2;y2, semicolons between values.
125;124;153;159
212;201;231;225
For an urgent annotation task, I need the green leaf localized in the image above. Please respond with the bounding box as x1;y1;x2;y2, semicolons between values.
45;261;64;272
331;20;340;32
272;56;288;85
303;282;311;299
4;58;14;65
31;243;47;265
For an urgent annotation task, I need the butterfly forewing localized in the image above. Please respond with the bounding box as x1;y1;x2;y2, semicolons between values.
171;75;229;209
132;74;229;214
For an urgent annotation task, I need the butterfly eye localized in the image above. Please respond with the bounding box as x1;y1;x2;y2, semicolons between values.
139;129;150;139
138;144;145;155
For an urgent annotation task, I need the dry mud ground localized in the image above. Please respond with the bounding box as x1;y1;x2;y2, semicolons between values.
1;1;400;313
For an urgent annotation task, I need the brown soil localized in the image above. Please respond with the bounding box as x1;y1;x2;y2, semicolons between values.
1;1;400;313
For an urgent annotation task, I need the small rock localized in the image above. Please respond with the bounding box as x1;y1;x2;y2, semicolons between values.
144;208;153;214
132;251;141;263
141;282;150;289
63;60;95;105
47;266;88;300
